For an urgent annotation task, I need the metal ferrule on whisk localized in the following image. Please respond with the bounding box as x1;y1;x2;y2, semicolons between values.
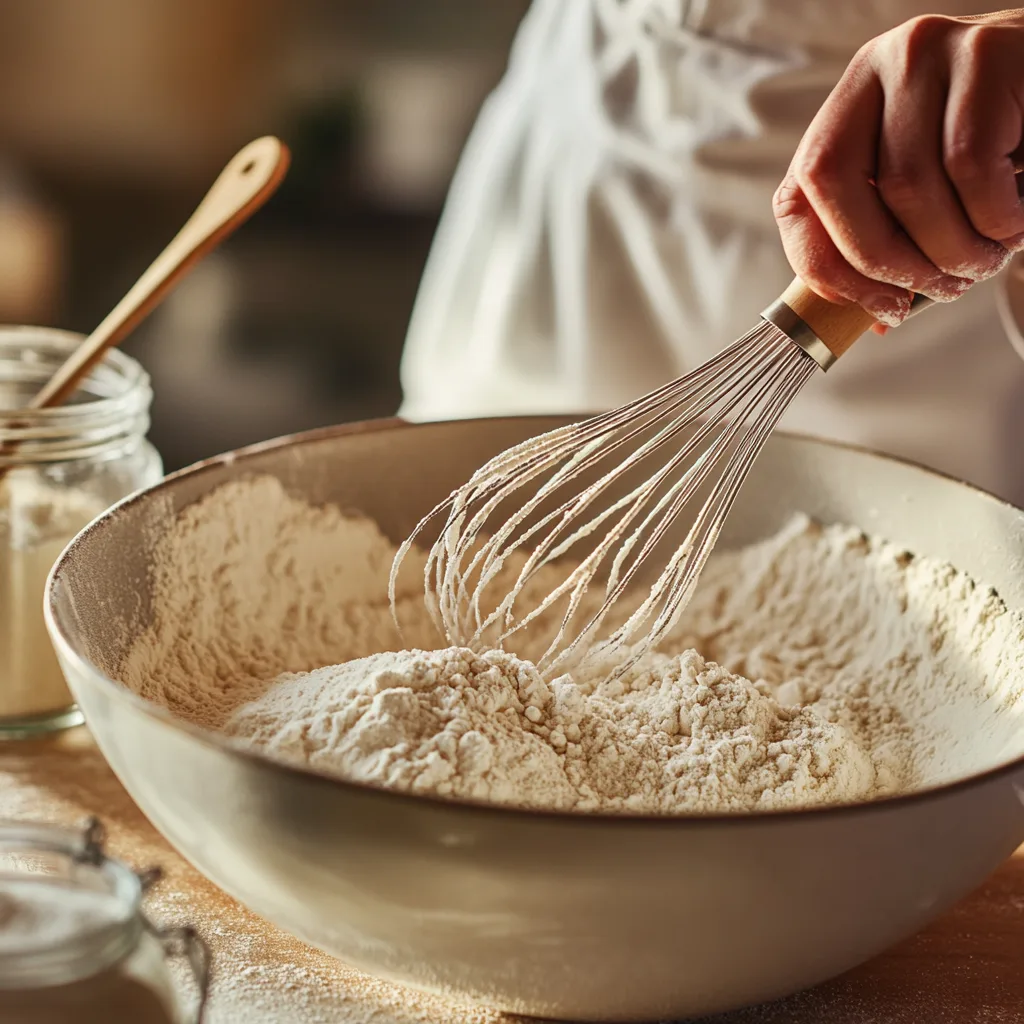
762;292;937;373
760;299;836;372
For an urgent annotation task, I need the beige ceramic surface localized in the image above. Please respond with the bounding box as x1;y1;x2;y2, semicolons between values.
44;418;1024;1021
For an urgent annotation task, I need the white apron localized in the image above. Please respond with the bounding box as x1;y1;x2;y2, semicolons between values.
398;0;1024;506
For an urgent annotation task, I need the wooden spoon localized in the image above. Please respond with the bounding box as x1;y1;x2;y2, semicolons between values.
31;135;290;410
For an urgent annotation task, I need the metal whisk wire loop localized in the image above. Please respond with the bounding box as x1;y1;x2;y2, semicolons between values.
391;322;817;680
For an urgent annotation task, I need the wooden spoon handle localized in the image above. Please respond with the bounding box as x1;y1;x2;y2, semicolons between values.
31;136;290;410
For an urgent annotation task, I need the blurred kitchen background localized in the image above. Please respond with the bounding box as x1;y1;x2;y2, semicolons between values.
0;0;528;470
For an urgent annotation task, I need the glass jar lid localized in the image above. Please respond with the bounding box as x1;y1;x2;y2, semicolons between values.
0;818;208;1018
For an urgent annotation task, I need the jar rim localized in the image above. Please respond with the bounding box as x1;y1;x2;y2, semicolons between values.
0;327;153;462
0;819;143;987
0;326;152;426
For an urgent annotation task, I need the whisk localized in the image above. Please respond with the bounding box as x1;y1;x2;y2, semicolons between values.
391;279;932;679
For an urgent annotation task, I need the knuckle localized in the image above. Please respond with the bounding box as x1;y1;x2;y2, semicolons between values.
943;132;984;183
793;145;843;198
878;16;956;88
772;177;806;222
848;38;877;70
895;15;954;59
963;23;1004;64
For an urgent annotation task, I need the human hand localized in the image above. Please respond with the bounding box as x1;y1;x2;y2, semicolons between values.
774;9;1024;334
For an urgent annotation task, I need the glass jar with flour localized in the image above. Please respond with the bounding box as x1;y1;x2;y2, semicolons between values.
0;326;162;736
0;818;209;1023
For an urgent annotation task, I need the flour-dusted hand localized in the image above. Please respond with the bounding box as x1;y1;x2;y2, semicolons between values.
774;9;1024;332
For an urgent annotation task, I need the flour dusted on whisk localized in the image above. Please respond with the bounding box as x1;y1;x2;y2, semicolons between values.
121;476;1024;813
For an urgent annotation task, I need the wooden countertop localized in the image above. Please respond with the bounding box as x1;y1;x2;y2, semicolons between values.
2;729;1022;1024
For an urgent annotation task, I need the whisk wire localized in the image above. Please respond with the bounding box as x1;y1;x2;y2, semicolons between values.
390;319;817;678
561;335;816;677
542;334;805;673
454;324;783;634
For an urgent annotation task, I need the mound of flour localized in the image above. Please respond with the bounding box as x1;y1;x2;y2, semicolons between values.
120;476;1024;814
222;646;875;812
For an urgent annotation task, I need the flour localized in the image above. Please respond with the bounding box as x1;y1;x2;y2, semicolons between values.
0;470;104;721
223;646;874;812
121;476;1024;814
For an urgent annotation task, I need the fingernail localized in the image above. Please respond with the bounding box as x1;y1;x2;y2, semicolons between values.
866;292;912;327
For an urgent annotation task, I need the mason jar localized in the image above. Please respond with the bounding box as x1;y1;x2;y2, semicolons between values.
0;326;163;737
0;818;208;1024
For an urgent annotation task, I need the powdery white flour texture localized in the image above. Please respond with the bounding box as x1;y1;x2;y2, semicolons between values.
121;476;1024;814
0;471;105;719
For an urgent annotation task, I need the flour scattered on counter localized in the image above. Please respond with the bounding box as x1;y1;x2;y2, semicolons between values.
121;476;1024;814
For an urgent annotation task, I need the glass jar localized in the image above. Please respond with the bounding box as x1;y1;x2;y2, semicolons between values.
0;818;208;1024
0;326;163;737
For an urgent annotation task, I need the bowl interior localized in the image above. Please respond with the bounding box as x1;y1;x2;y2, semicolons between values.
41;417;1024;1021
48;418;1024;791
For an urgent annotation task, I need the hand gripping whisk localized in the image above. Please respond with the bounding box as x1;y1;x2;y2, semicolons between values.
391;279;934;680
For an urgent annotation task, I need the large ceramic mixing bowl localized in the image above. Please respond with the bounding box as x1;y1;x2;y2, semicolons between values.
45;418;1024;1021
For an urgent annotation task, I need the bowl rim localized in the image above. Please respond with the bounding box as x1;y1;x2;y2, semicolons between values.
44;414;1024;829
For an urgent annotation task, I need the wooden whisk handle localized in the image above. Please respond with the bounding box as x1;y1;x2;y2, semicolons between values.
779;279;879;360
